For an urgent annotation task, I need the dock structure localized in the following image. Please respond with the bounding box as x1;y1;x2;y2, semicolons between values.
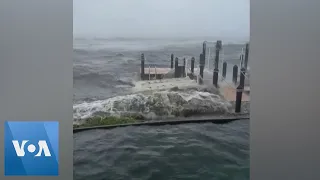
140;52;190;80
221;85;250;102
132;78;198;93
139;41;251;112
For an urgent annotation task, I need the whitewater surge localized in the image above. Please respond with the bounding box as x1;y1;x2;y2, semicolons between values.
73;85;233;123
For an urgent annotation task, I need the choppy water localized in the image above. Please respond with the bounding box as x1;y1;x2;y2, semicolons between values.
74;120;249;180
73;38;247;121
73;37;250;180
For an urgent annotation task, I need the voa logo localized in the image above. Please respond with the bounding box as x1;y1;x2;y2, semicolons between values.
5;121;59;176
12;140;51;157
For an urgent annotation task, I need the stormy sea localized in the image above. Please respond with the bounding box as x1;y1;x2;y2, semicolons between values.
73;37;250;180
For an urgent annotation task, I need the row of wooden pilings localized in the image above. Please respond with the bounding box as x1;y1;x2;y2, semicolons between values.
172;54;188;78
140;41;250;113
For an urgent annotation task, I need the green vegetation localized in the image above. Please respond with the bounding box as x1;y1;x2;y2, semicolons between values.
73;115;144;129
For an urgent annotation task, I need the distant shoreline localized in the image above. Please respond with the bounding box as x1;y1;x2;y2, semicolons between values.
73;36;249;44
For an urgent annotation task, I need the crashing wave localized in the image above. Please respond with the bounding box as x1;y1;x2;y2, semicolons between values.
73;86;233;122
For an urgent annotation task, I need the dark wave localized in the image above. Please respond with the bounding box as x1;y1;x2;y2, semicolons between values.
74;121;249;180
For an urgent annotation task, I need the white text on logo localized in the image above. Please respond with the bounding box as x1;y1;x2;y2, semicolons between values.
12;140;52;157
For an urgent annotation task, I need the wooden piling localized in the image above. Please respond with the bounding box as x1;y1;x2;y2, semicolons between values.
213;40;222;87
240;53;244;68
191;57;195;73
235;68;246;113
240;58;244;68
174;57;179;78
148;66;151;80
199;54;205;84
239;68;245;87
232;65;238;84
141;53;145;80
222;62;227;79
202;41;206;58
171;54;174;69
244;43;249;71
183;58;186;77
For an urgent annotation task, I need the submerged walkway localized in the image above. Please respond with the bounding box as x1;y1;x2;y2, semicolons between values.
132;77;250;102
132;77;198;93
220;86;250;102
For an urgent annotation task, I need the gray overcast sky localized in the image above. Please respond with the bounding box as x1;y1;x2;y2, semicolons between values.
73;0;249;40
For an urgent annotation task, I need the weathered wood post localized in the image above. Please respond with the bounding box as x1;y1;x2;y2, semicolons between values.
198;41;207;84
191;57;195;73
235;67;246;113
148;66;151;80
240;53;243;68
171;54;174;69
141;53;145;80
174;57;179;78
199;54;205;84
202;41;206;58
244;43;249;71
183;58;186;77
213;40;222;87
232;65;238;84
222;62;227;79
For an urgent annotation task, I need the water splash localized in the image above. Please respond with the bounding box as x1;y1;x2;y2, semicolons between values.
73;85;233;122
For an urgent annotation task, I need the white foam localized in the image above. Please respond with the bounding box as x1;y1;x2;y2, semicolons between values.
73;86;233;121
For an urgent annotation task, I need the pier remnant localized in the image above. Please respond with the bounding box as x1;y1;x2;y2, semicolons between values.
183;58;186;77
244;43;249;71
141;53;145;80
148;66;151;80
202;41;206;58
198;41;207;85
171;54;174;69
199;54;205;84
240;49;244;67
222;62;227;79
174;57;179;78
213;40;222;87
233;65;238;84
235;67;246;113
191;57;195;73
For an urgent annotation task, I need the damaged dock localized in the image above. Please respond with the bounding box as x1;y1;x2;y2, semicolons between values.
137;40;251;111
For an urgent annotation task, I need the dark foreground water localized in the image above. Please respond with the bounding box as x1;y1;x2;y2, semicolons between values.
74;120;249;180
